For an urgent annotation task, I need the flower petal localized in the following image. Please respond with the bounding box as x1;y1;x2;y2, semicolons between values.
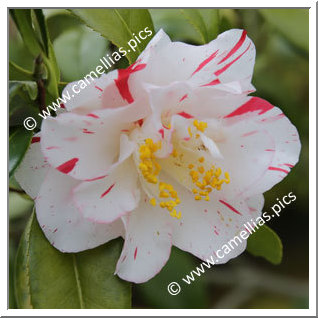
41;103;148;180
15;134;49;199
133;29;254;92
115;192;172;283
215;97;301;198
73;158;140;224
35;168;124;252
169;176;262;262
189;29;255;89
62;70;119;113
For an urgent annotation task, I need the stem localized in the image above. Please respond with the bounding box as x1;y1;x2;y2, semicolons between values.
34;55;46;112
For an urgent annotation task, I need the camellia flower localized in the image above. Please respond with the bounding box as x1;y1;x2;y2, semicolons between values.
16;29;301;283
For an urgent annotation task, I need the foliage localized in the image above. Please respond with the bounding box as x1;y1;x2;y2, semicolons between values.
15;212;130;308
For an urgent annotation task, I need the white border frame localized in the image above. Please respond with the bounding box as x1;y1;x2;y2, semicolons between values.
3;1;316;316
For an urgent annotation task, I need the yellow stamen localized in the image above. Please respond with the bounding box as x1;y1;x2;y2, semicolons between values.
188;126;193;137
150;198;156;206
198;166;205;174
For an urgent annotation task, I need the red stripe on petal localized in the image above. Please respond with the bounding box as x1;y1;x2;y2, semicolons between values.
214;42;251;77
224;97;274;118
95;85;103;92
241;130;258;137
177;111;194;119
217;30;247;65
82;128;95;134
31;136;41;144
219;200;243;216
158;128;164;138
284;163;294;168
87;113;99;118
268;166;289;174
100;183;115;198
179;94;188;102
84;175;107;182
115;63;146;104
201;78;221;87
57;158;79;174
46;146;60;150
134;247;138;260
137;119;144;126
192;50;219;75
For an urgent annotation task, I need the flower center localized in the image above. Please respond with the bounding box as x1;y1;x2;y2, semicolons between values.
137;119;230;219
138;138;181;219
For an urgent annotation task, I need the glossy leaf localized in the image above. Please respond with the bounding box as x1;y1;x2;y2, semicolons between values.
9;192;33;220
70;9;154;63
10;81;37;102
9;81;39;127
35;9;60;100
180;9;208;43
180;9;219;44
15;213;131;309
9;240;17;308
10;9;42;57
54;27;108;82
9;127;33;178
247;225;283;265
197;9;219;41
47;12;82;41
9;61;33;81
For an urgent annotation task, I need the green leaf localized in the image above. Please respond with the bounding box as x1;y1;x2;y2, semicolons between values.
180;9;219;44
34;9;60;100
9;61;33;81
47;12;82;41
9;127;33;178
9;240;17;308
10;81;38;101
9;192;33;220
180;9;208;43
15;212;131;309
69;9;154;63
34;9;49;55
10;9;43;57
9;81;39;127
197;9;219;41
259;9;309;52
247;225;283;265
135;247;208;309
54;26;108;82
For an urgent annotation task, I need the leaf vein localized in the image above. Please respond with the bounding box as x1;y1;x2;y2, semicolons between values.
72;254;85;308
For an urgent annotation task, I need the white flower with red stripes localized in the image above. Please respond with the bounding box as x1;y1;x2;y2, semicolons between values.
16;29;301;283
